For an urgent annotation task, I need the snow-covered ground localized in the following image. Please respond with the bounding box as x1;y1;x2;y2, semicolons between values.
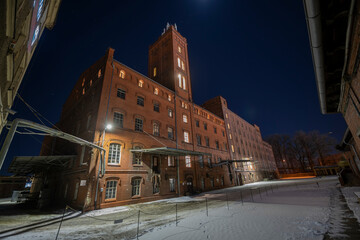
1;176;360;240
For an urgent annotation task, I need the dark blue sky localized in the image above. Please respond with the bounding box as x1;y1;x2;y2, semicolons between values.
1;0;347;174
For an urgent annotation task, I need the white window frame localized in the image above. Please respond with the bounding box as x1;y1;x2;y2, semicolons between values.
185;155;191;168
108;143;121;165
105;180;117;200
183;114;188;123
184;131;189;143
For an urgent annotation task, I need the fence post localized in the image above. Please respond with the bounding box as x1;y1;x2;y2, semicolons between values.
137;210;140;239
226;193;229;210
206;197;208;216
175;204;178;226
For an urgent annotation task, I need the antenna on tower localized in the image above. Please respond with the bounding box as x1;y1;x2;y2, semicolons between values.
166;22;170;30
174;23;177;30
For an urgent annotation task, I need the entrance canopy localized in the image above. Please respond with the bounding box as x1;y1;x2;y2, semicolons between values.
8;155;77;175
130;147;211;156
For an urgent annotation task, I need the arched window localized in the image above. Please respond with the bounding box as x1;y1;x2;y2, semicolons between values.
119;70;125;79
132;146;142;165
108;143;121;164
138;80;144;87
153;122;160;136
154;88;159;95
98;70;102;78
183;114;188;123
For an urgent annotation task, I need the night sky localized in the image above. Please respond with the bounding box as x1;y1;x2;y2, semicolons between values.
0;0;347;175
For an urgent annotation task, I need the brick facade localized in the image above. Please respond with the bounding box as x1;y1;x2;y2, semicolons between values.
40;25;277;210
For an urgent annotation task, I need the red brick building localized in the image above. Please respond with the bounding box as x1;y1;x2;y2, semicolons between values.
39;24;277;210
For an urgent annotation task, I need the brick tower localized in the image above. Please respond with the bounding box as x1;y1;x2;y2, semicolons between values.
148;23;193;102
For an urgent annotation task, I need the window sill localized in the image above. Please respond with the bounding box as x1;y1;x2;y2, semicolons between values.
104;198;116;203
133;164;143;167
131;195;141;199
108;164;121;167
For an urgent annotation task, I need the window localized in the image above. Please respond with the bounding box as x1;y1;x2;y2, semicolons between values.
82;78;85;87
119;70;125;79
227;123;230;129
132;146;142;165
225;113;228;118
224;143;228;150
178;46;182;53
138;80;144;87
182;76;186;90
86;115;91;130
231;145;235;152
214;127;217;134
98;70;102;78
73;182;79;200
153;122;160;136
105;180;117;199
203;122;207;130
195;120;199;127
117;88;126;99
229;134;232;139
196;135;202;146
168;127;174;139
82;88;85;95
221;177;224;186
183;114;188;123
177;57;181;67
153;67;157;77
154;88;159;95
168;109;173;118
184;131;189;143
199;156;204;168
215;141;219;149
108;143;121;164
210;178;214;187
90;79;92;86
169;178;176;192
205;137;209;147
168;156;175;166
222;131;225;137
207;157;212;168
167;94;171;101
137;96;144;106
185;155;191;167
135;118;143;132
113;112;123;128
178;74;182;88
154;103;160;112
181;61;185;70
131;178;141;196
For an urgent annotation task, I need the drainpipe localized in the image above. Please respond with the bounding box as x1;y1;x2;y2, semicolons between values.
338;0;356;112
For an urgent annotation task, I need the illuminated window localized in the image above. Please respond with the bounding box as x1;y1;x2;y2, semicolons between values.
177;58;181;67
168;127;174;139
169;178;176;192
227;124;230;129
154;88;159;95
138;80;144;87
108;143;121;164
181;61;185;70
168;109;173;118
37;0;44;21
178;46;181;53
90;80;92;86
132;146;142;165
82;78;85;87
225;113;228;118
105;180;117;200
167;94;171;101
82;88;85;95
98;70;102;78
178;74;182;88
153;67;157;77
168;156;175;167
231;145;235;153
182;76;186;90
185;156;191;167
229;134;232;139
183;114;188;123
184;131;189;143
119;70;125;79
153;122;160;136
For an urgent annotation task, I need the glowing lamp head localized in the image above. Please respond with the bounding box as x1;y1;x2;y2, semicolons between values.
106;124;112;130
